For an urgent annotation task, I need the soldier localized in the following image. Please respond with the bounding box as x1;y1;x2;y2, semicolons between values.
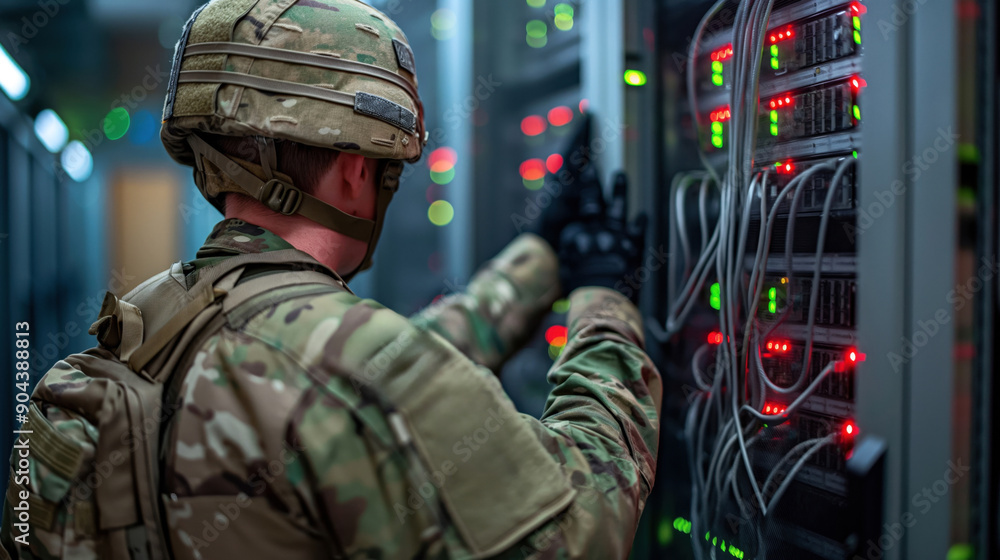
2;1;661;559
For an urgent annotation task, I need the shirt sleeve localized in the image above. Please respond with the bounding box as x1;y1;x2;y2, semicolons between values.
488;287;663;559
410;233;561;372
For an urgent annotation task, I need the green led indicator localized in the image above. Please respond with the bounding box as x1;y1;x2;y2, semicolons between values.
853;105;861;119
526;19;547;38
553;2;574;16
770;45;779;56
430;167;456;185
853;150;859;159
771;57;780;70
711;134;724;148
947;544;974;560
552;298;570;313
770;123;779;136
770;110;778;123
711;73;724;86
711;121;723;134
526;0;545;6
554;13;574;31
710;282;721;309
775;162;782;167
104;107;131;141
854;30;862;44
711;61;723;73
624;69;647;86
768;284;779;314
853;16;861;30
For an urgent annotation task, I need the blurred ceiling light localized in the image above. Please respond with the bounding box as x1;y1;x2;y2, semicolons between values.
0;44;30;101
34;109;69;153
61;141;93;182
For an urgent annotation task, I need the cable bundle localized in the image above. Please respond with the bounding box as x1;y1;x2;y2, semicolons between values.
666;0;859;556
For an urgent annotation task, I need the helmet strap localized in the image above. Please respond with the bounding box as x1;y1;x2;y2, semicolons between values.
187;134;400;281
256;136;278;181
344;159;402;280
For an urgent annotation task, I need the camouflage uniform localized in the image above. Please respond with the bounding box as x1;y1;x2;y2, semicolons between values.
1;1;663;557
159;218;662;559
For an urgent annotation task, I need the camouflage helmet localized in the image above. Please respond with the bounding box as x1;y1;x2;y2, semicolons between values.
160;0;426;279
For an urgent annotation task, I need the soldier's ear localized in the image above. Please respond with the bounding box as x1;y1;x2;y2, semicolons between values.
336;152;368;201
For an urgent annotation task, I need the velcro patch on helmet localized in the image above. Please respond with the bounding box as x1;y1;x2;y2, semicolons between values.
392;38;416;75
163;3;208;120
354;92;416;133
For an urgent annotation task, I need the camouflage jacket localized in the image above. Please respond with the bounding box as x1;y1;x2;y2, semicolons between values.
36;219;662;559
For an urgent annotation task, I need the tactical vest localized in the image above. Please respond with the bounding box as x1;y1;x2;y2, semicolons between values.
2;250;349;560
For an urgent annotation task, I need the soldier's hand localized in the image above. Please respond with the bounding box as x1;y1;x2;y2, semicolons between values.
558;171;648;303
530;114;594;253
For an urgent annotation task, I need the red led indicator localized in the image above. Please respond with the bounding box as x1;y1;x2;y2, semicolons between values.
710;44;734;62
773;95;793;108
846;348;866;363
428;147;458;172
519;158;546;181
708;331;724;344
764;403;787;415
775;161;795;174
850;2;867;15
545;325;568;346
767;340;791;353
548;106;574;127
843;421;857;438
710;106;731;122
770;26;795;43
850;76;868;91
546;153;564;174
521;115;547;136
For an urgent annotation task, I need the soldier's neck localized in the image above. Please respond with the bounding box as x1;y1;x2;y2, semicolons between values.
226;202;367;277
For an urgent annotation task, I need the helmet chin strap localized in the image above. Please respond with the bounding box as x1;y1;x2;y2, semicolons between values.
187;134;401;282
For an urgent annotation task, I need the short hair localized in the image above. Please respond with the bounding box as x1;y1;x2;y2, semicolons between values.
202;134;340;209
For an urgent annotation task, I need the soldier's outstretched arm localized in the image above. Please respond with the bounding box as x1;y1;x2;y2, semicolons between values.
410;233;561;372
489;287;662;559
